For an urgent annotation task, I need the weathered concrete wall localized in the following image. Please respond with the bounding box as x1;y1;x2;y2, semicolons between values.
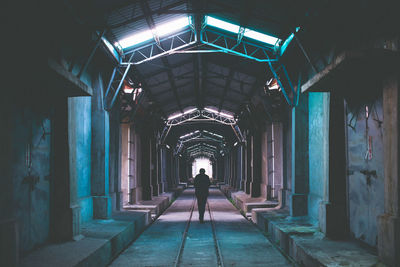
68;96;92;224
0;101;52;258
16;110;51;253
347;96;385;247
308;93;330;223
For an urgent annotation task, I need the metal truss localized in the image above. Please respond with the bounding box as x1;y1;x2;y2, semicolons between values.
121;29;197;66
103;20;300;111
104;53;135;110
174;130;225;155
200;28;278;63
166;109;236;126
190;151;215;159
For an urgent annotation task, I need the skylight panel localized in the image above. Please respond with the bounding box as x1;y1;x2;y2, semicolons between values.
206;16;240;33
204;107;234;119
244;29;279;46
118;30;153;49
117;16;190;49
205;16;281;46
167;112;183;120
156;17;190;37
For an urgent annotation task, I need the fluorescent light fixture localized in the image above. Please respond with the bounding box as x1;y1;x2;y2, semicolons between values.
234;142;238;147
205;16;281;46
167;113;183;120
204;107;219;113
204;107;234;119
219;111;234;119
244;29;279;46
166;144;170;149
123;88;134;94
118;30;153;49
117;16;190;49
156;17;190;38
206;16;240;33
183;108;197;114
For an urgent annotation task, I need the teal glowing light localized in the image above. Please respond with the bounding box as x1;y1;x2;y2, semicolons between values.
244;29;279;46
205;16;281;46
206;16;240;33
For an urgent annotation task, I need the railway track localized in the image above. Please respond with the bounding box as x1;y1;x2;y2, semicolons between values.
173;196;224;267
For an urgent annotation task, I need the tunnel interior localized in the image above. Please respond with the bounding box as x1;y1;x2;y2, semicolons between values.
1;0;400;266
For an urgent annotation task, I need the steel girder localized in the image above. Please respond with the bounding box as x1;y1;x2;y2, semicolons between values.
166;109;236;126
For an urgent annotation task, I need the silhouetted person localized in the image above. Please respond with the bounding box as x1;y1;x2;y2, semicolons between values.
194;168;211;223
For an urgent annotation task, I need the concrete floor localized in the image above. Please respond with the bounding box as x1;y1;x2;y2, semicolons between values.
110;188;292;267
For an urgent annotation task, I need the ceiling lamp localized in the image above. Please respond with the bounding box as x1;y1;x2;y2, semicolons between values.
266;78;280;91
117;16;191;49
205;16;280;46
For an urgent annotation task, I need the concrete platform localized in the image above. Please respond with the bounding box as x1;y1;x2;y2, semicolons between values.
231;191;279;213
219;184;238;198
123;188;184;219
252;208;388;267
20;211;150;267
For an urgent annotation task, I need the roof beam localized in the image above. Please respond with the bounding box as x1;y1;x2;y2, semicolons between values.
201;56;208;109
218;69;235;112
161;57;184;113
141;58;193;79
235;79;263;115
139;0;183;113
193;54;201;108
108;0;187;29
148;70;194;87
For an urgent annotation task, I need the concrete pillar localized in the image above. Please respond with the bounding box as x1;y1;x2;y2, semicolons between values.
160;147;167;192
52;98;75;239
319;92;348;238
273;123;283;200
156;147;163;194
261;129;268;199
109;108;122;211
378;74;400;266
290;93;309;217
150;138;158;196
120;124;129;206
91;79;111;219
245;134;252;194
140;133;152;200
250;131;262;197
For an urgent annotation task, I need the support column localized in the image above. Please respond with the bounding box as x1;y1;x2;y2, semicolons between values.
150;138;158;196
52;98;75;240
378;74;400;266
319;92;348;238
91;79;111;219
245;135;251;194
290;93;309;217
250;131;262;197
140;133;152;200
120;124;129;206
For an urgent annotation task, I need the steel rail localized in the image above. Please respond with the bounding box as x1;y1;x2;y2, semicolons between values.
207;200;224;267
173;196;196;267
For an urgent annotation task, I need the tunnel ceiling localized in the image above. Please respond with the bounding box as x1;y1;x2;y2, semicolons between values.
63;0;399;159
86;0;307;117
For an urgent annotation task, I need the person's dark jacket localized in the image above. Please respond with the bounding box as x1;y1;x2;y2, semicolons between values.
194;174;211;198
